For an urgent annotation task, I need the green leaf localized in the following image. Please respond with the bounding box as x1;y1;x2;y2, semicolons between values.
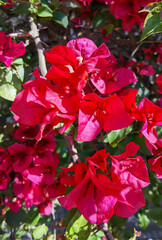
12;58;24;65
6;209;28;228
65;210;92;239
37;3;53;17
105;23;114;33
141;7;162;41
1;233;10;240
134;135;151;156
137;213;150;229
28;208;40;226
106;125;132;147
156;2;162;8
92;12;107;28
14;65;25;82
155;126;162;139
0;83;17;101
88;231;104;240
12;3;30;14
53;10;68;28
145;208;162;225
33;224;48;239
64;124;75;135
0;1;5;6
0;68;21;101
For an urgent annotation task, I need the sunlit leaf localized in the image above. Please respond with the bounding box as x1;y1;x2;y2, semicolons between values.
141;6;162;41
33;224;48;239
37;3;53;17
53;10;68;28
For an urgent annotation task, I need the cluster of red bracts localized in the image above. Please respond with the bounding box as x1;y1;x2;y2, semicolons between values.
0;129;65;215
0;38;162;224
72;0;160;32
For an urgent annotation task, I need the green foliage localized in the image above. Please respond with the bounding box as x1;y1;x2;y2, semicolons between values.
53;10;68;28
141;5;162;40
65;209;92;239
12;3;30;14
104;125;133;147
33;224;48;239
145;208;162;225
28;208;40;226
92;12;107;28
6;208;28;228
0;1;5;5
0;67;22;101
88;231;104;239
37;3;53;17
134;135;151;155
137;213;150;229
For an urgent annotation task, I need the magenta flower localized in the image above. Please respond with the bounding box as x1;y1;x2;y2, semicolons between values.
0;31;26;67
148;156;162;179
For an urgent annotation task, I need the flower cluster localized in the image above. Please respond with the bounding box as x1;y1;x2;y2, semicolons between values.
0;127;65;215
73;0;159;31
11;38;138;142
8;37;162;222
142;44;162;63
59;142;150;224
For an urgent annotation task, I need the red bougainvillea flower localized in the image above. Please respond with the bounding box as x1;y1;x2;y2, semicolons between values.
110;142;149;218
156;74;162;94
11;38;137;142
46;38;110;94
5;197;22;213
13;173;66;215
66;38;110;62
148;156;162;179
11;69;80;140
142;44;157;60
0;147;11;190
59;147;148;223
118;88;138;121
7;143;34;173
135;98;162;143
67;38;137;94
133;61;155;76
110;142;150;190
76;92;132;141
142;44;162;63
0;31;26;67
90;58;137;94
59;162;120;224
109;0;156;31
27;152;59;187
145;131;162;156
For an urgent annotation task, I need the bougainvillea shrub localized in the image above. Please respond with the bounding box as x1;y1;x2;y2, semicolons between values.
0;0;162;239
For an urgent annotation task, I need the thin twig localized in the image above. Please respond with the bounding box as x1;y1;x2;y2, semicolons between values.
130;43;142;59
7;31;32;38
99;223;114;240
63;134;80;163
29;17;47;77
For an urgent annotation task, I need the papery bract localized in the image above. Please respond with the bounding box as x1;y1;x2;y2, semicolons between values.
59;163;119;224
5;197;22;213
156;74;162;94
0;31;26;67
110;142;150;189
135;98;162;143
148;156;162;179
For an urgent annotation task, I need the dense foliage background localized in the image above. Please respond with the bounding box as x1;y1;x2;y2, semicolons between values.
0;0;162;240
